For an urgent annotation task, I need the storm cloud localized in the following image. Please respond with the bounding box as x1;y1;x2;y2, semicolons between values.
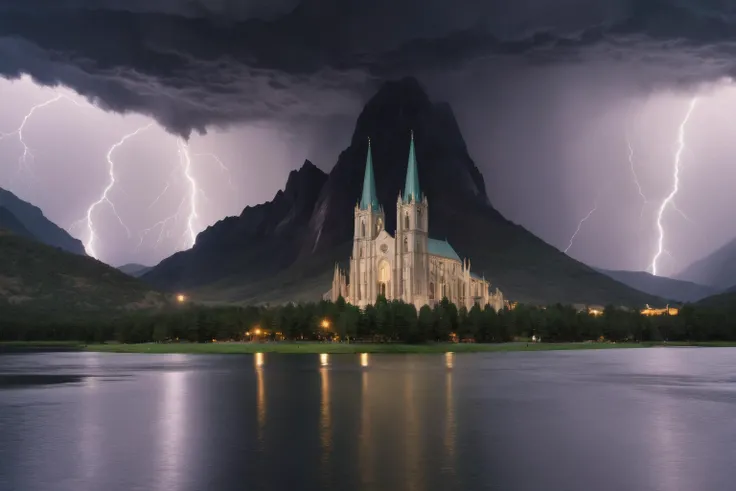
2;0;736;136
3;0;736;273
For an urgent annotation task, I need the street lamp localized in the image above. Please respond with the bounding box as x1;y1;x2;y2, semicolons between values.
176;294;186;303
321;319;330;329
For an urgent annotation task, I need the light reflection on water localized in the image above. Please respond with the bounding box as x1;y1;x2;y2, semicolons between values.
1;348;736;491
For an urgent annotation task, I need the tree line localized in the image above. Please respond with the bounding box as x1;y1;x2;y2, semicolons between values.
2;295;736;344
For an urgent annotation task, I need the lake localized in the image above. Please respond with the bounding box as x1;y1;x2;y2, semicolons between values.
1;348;735;491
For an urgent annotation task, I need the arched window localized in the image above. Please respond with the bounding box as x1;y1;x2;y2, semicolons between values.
429;282;435;300
404;213;410;230
417;208;422;228
403;237;409;253
361;220;366;237
379;262;390;283
360;246;364;258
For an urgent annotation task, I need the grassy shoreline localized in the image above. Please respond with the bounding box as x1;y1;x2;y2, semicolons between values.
5;340;736;354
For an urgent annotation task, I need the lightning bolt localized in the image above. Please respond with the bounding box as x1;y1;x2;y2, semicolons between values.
650;97;698;276
136;148;227;252
178;139;199;248
0;93;88;180
193;152;234;188
564;198;599;254
626;132;648;219
71;124;152;259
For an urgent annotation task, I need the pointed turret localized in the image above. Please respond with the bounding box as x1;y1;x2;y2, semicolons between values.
403;130;421;203
359;138;379;210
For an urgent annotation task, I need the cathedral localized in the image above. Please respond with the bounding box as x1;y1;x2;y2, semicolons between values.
326;133;505;312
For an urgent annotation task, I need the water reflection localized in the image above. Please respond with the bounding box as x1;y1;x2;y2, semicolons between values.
320;359;332;485
444;362;456;475
445;352;454;369
320;353;330;367
405;363;423;491
359;366;374;487
79;353;102;482
360;352;369;368
645;349;691;491
255;353;266;445
157;360;187;491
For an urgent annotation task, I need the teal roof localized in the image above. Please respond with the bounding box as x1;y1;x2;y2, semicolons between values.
470;272;483;280
403;131;421;203
359;139;379;210
428;238;461;262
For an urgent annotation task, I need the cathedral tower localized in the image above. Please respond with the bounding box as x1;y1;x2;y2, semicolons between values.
395;131;429;306
351;138;385;303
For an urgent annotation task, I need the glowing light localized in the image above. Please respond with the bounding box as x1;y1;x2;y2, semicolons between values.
564;198;598;254
651;97;698;276
255;352;264;367
70;124;152;259
320;353;329;366
176;294;186;303
321;319;330;329
360;353;369;368
177;139;199;248
254;328;262;336
445;352;454;369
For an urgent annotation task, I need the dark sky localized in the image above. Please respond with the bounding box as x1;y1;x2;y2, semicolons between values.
1;0;736;275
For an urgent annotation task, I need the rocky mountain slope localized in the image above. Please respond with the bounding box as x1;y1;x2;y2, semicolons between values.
0;187;86;255
144;78;661;307
596;268;717;303
676;238;736;291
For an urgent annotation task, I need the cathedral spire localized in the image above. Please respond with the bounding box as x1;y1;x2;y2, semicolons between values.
359;137;379;210
403;130;421;203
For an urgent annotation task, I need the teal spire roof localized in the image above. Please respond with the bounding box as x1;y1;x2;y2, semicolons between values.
359;138;379;210
403;130;421;203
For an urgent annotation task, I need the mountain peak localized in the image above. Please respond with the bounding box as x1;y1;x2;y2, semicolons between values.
351;77;432;147
0;187;86;255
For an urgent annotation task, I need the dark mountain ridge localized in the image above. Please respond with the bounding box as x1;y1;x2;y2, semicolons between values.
145;78;661;307
146;160;328;289
0;187;86;255
0;206;35;240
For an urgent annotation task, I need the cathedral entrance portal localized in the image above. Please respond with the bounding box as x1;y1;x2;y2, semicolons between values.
378;260;391;300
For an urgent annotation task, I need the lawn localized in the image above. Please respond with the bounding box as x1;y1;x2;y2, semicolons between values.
4;341;736;355
77;341;736;354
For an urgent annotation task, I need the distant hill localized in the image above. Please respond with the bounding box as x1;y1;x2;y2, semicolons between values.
695;289;736;310
0;206;35;240
595;268;717;303
676;238;736;291
144;77;661;307
0;231;164;321
118;263;153;277
0;187;86;255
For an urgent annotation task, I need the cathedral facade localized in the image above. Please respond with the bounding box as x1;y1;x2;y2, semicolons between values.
327;133;504;312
